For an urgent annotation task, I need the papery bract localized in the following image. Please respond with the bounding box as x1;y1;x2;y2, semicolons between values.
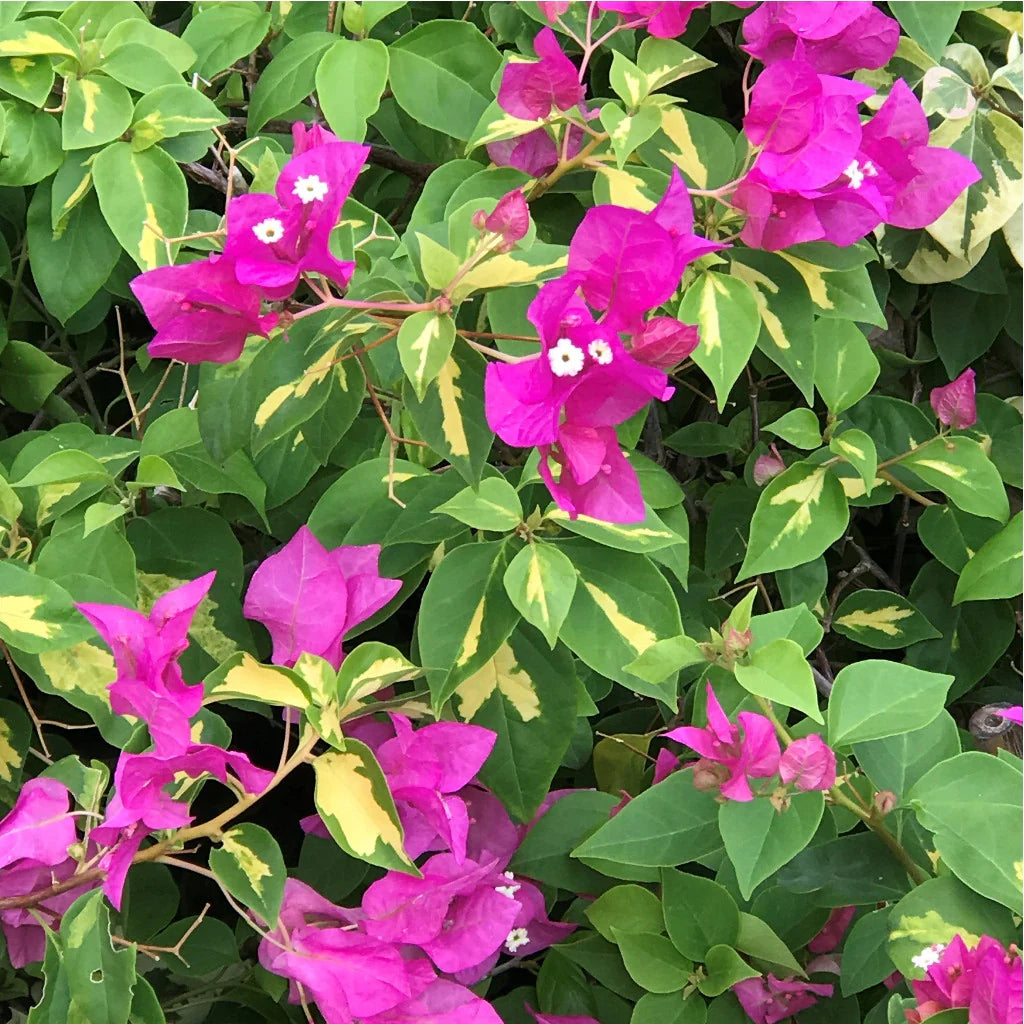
930;368;978;429
596;1;706;38
664;684;781;801
243;525;401;669
778;734;837;791
487;123;584;178
363;979;504;1024
130;256;278;365
629;316;700;370
0;777;76;870
477;189;530;250
223;141;369;298
77;572;215;755
733;973;834;1024
498;28;584;121
527;1006;601;1024
292;121;340;153
742;2;900;75
808;906;856;953
753;444;787;486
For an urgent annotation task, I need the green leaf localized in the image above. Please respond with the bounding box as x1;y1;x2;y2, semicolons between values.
778;252;886;327
0;340;70;412
739;462;849;579
403;344;494;486
625;635;706;686
204;651;312;709
317;37;389;142
0;101;62;186
417;540;520;710
734;637;821;723
248;31;337;134
27;183;120;325
0;52;54;106
545;504;685;554
397;310;457;402
585;884;665;942
828;660;954;746
209;823;287;926
558;540;683;700
452;628;576;820
682;272;762;411
0;563;94;654
777;833;914;906
832;590;941;650
719;792;825;900
898;437;1009;522
917;504;1001;573
572;770;722;867
61;890;136;1024
93;141;187;270
130;85;226;151
99;44;185;93
152;916;239;978
813;320;880;415
890;2;964;61
852;711;960;800
388;21;500;141
181;3;271;79
614;930;693;994
698;945;760;997
662;869;740;961
312;740;415;874
735;912;804;977
829;429;878;495
664;422;741;457
636;36;715;93
600;101;661;168
749;606;823;657
909;751;1022;911
502;542;577;648
763;408;821;450
841;909;899;995
11;449;112;488
953;512;1023;603
335;642;422;714
631;992;708;1024
0;16;77;58
63;73;133;150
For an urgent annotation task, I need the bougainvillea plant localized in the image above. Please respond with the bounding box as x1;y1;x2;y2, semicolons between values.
0;2;1021;1022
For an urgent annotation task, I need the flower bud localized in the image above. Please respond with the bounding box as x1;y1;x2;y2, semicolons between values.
778;735;837;792
691;757;729;792
629;316;700;370
481;189;530;248
471;208;488;231
873;789;897;816
723;626;753;660
753;444;786;485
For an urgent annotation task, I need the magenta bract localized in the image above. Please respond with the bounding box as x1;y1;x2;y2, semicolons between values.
930;368;978;430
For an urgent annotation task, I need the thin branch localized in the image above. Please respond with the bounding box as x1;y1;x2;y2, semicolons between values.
2;640;50;760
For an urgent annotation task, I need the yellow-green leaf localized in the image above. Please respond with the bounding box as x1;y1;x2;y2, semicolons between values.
398;310;457;401
204;652;311;709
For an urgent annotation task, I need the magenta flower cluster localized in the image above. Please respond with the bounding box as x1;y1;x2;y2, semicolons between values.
131;124;368;364
269;714;579;1024
663;683;837;801
484;172;717;523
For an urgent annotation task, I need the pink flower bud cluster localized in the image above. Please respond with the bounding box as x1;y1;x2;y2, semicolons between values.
663;683;837;802
484;171;719;523
131;124;369;364
266;714;580;1024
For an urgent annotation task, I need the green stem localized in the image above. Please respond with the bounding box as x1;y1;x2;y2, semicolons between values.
527;133;609;201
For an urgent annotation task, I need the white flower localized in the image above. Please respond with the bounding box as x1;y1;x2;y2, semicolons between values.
911;943;946;971
548;337;584;378
505;927;530;953
863;160;878;178
252;217;285;244
844;160;865;190
588;339;613;365
495;871;520;899
292;174;329;204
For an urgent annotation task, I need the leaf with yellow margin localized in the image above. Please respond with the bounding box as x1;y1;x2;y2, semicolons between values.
0;563;93;654
209;823;287;925
336;642;422;717
313;741;416;874
204;652;311;709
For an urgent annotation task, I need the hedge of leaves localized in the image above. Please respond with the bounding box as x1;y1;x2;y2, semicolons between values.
0;2;1022;1023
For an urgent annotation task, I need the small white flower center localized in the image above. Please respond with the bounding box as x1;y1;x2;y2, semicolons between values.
588;339;613;365
911;943;946;970
843;160;865;190
548;337;584;378
505;927;530;953
862;160;878;177
292;174;329;204
252;218;285;244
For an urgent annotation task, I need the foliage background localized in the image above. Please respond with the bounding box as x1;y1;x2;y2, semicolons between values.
0;1;1021;1023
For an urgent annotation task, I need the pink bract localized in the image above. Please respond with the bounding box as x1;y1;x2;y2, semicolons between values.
664;683;781;801
778;734;837;792
930;368;978;430
497;28;584;121
243;525;401;669
733;973;834;1024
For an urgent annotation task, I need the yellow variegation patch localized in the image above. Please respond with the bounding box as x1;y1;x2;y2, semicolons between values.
0;718;21;782
594;165;657;210
456;641;541;722
207;653;310;709
0;595;58;641
39;642;116;702
220;828;271;896
435;357;470;457
835;606;915;636
137;573;236;663
584;583;657;654
768;467;828;537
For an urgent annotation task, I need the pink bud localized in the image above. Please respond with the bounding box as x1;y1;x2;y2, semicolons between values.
723;627;753;659
653;747;680;785
808;906;856;953
483;189;530;247
753;444;786;485
929;368;977;429
873;789;897;816
471;208;488;231
778;735;837;792
629;316;700;370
